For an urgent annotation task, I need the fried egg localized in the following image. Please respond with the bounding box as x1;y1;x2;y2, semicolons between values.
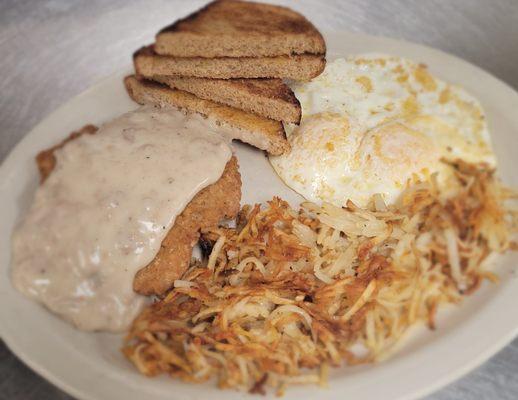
270;55;496;207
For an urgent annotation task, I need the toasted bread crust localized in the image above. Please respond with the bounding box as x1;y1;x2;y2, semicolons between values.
154;76;301;123
134;45;325;80
155;0;325;58
124;75;289;155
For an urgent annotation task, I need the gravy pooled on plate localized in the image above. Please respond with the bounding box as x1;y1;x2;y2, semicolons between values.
11;105;232;332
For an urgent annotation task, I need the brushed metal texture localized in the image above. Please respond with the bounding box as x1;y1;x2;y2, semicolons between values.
1;1;517;399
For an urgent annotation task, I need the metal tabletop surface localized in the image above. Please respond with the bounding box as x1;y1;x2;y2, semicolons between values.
1;0;517;399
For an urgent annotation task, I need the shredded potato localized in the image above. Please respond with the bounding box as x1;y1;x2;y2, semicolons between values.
123;161;517;394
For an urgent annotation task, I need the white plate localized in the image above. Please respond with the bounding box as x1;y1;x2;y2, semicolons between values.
1;32;517;400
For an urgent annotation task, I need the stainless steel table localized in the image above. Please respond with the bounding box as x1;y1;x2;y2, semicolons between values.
1;1;517;399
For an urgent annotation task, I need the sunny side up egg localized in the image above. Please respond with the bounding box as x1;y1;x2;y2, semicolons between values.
270;55;496;207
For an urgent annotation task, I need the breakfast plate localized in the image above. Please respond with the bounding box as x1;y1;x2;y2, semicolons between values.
1;31;517;400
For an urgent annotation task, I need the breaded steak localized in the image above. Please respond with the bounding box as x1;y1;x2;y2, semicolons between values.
36;125;98;182
36;124;241;296
134;156;241;295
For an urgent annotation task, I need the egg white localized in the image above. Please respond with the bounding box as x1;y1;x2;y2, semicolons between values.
271;55;496;207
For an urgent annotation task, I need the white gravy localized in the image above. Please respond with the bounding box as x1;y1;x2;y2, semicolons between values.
11;106;233;332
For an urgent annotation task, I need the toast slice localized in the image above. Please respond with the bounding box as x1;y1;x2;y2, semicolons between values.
154;76;301;124
134;45;325;80
124;75;289;155
154;0;326;58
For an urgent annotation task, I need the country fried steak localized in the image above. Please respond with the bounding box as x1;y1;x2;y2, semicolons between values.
134;156;240;295
36;124;241;296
